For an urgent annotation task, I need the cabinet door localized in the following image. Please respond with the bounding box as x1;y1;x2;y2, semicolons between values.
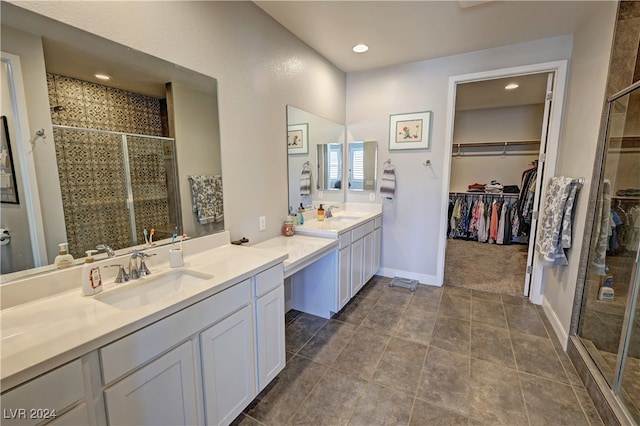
256;285;285;391
47;403;90;426
351;238;364;296
104;341;199;426
201;305;256;426
339;246;351;309
373;227;381;274
363;231;375;283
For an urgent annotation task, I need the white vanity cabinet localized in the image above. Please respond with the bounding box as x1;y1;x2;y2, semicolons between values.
338;233;351;310
349;218;377;297
97;264;285;426
103;340;200;426
201;305;256;426
0;359;87;426
254;265;286;391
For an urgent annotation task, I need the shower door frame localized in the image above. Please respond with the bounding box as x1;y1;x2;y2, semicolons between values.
52;125;179;248
572;80;640;424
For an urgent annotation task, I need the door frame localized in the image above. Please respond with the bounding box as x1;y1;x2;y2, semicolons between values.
1;51;47;268
437;60;568;304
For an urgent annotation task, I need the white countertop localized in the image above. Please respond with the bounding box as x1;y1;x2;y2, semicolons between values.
0;243;287;391
252;235;339;278
294;208;382;238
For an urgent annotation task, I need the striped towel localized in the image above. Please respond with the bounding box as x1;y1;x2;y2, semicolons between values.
380;165;396;200
300;165;311;195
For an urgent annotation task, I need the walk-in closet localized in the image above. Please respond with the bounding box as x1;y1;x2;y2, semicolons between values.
444;73;550;297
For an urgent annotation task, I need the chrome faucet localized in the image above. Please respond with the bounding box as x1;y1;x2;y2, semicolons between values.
96;244;116;258
138;252;156;277
325;205;339;219
127;250;156;279
128;251;140;279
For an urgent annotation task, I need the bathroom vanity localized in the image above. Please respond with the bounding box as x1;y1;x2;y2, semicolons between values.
255;204;382;318
0;232;287;426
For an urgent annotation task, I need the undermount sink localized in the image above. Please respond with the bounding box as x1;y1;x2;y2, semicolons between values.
94;269;214;311
329;215;361;221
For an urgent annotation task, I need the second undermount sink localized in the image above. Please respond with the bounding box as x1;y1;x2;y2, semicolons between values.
329;215;362;221
94;269;214;311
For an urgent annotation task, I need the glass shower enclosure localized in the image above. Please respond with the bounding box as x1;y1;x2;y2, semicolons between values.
52;125;180;258
577;80;640;423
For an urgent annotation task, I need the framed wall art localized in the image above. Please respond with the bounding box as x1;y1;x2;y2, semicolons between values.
287;123;309;155
0;116;19;204
388;111;431;151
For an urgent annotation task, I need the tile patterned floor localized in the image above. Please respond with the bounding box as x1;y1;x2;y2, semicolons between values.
233;276;604;425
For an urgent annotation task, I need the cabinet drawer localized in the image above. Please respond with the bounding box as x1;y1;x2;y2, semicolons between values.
351;220;375;242
1;359;84;426
374;217;382;229
339;233;350;249
101;279;251;384
254;264;284;297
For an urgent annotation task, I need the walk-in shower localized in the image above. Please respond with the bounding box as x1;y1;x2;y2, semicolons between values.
52;125;180;259
575;80;640;424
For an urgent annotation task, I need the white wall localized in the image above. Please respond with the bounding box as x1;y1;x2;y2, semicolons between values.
12;1;347;245
347;35;574;283
540;1;618;345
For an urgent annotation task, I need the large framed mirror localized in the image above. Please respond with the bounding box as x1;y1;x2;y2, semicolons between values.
0;3;223;278
348;141;377;191
286;105;345;211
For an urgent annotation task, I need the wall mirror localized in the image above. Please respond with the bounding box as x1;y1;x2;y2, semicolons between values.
286;105;345;211
348;141;377;191
316;143;343;191
0;3;223;279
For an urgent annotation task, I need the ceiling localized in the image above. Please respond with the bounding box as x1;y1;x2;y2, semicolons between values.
255;0;601;73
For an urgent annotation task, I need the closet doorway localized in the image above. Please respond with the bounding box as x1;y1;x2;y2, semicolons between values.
439;62;568;301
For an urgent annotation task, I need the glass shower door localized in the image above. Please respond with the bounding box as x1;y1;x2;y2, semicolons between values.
578;80;640;423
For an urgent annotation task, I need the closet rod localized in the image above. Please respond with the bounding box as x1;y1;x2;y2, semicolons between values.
452;140;540;149
449;191;519;198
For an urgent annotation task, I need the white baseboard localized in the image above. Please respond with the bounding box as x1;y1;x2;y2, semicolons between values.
378;268;440;287
542;297;569;350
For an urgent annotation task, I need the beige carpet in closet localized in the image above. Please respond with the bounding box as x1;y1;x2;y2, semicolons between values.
443;238;528;297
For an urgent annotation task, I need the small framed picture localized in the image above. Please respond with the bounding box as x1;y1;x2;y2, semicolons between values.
389;111;431;151
0;116;19;204
288;123;309;155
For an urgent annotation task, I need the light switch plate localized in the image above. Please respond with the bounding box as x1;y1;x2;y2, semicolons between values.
259;216;266;231
369;192;376;201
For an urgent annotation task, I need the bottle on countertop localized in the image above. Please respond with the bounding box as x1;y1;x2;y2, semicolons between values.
297;205;304;225
317;204;325;221
54;242;74;269
597;276;614;301
82;250;102;296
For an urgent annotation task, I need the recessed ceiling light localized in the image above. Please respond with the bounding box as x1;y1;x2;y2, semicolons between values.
505;83;519;90
352;44;369;53
94;73;111;81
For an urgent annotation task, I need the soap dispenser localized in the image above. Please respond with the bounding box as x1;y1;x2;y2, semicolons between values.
54;242;74;269
317;204;325;221
82;250;103;296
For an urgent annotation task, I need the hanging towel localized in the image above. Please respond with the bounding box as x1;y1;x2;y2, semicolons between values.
536;176;579;266
188;175;224;224
300;164;311;195
380;165;396;200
